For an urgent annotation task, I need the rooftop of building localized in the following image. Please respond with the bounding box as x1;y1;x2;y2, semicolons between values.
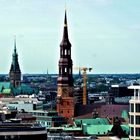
75;118;110;126
75;104;129;119
0;82;38;96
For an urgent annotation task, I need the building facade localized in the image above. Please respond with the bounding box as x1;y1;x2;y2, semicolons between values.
57;10;75;119
129;86;140;140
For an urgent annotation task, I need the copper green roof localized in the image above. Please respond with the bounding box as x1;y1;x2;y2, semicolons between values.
12;83;37;95
0;82;38;96
63;126;82;131
0;82;10;90
83;125;113;135
82;124;129;135
2;89;11;94
75;118;110;126
121;125;129;134
121;110;129;119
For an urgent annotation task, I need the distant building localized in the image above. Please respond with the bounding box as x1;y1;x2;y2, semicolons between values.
28;110;66;128
64;118;129;138
0;97;43;111
57;10;75;119
0;39;38;96
0;122;47;140
74;87;83;105
110;84;134;97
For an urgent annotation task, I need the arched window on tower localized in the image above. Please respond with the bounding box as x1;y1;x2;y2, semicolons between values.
65;49;67;55
61;49;63;55
68;50;70;55
69;68;71;74
61;68;62;74
65;68;67;73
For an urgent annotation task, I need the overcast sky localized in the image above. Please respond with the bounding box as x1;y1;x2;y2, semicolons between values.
0;0;140;74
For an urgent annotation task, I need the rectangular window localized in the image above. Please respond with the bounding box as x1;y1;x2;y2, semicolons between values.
136;104;140;112
136;116;140;124
130;127;134;136
65;50;67;55
131;104;134;112
65;68;67;73
136;128;140;136
130;115;134;124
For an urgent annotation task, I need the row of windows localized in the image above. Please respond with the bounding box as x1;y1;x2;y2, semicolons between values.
130;115;140;124
61;110;71;114
59;67;72;74
31;112;48;116
37;121;51;126
61;49;71;56
61;101;71;106
60;67;72;74
130;127;140;136
130;103;140;112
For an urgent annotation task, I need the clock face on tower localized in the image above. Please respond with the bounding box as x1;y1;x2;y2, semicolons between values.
58;87;62;96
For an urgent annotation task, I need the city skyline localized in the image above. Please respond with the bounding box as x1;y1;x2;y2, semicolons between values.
0;0;140;74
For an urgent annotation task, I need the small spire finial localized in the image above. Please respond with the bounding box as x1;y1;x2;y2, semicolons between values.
14;35;16;51
64;11;67;27
65;0;67;11
64;0;67;27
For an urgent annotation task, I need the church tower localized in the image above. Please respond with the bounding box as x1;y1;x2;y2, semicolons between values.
9;38;21;88
57;10;75;119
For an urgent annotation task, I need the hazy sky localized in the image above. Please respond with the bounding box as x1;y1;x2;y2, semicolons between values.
0;0;140;74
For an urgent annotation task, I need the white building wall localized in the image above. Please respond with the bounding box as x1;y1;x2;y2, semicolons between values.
7;103;33;111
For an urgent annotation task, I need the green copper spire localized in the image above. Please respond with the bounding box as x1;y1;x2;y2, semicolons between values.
9;37;21;87
14;36;17;55
10;37;20;72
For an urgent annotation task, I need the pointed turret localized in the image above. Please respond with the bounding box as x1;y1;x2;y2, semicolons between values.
9;38;21;87
60;10;71;47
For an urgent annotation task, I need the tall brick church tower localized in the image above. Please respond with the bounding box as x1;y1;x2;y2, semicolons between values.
57;10;75;119
9;38;21;88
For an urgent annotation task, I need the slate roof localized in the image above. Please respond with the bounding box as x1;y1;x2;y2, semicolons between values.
99;105;129;118
75;104;129;119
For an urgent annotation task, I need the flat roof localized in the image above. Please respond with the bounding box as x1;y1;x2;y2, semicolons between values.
111;85;119;87
128;85;140;89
